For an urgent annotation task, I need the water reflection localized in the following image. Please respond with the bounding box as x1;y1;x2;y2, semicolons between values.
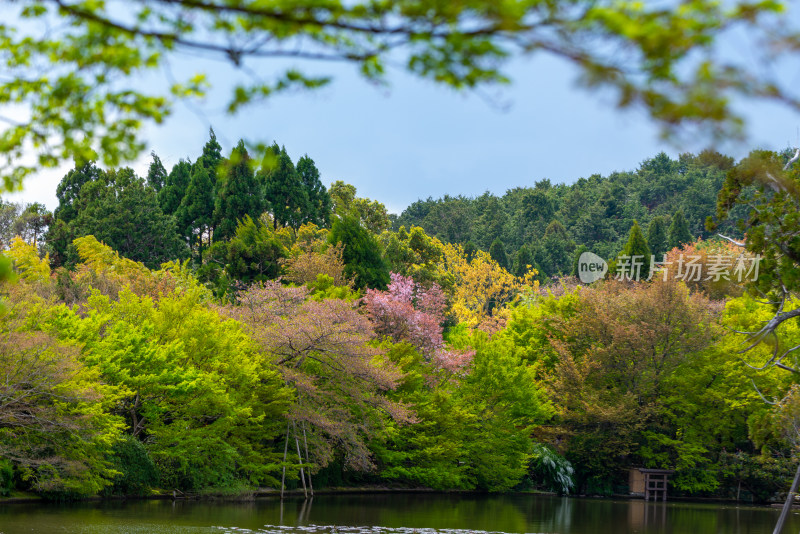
0;494;797;534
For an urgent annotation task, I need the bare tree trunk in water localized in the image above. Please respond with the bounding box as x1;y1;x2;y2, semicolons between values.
294;422;308;499
280;422;290;500
302;421;314;496
773;461;800;534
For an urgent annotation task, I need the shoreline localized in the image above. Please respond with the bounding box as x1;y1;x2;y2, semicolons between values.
0;487;790;507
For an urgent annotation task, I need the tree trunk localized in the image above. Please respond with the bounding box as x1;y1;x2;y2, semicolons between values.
294;422;308;499
280;422;290;500
772;461;800;534
302;421;314;496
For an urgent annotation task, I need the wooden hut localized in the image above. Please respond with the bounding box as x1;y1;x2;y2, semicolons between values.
629;468;674;501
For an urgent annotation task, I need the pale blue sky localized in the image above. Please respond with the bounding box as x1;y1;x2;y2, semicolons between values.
9;38;800;216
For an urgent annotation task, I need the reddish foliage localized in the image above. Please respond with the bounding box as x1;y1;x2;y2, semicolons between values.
364;272;473;373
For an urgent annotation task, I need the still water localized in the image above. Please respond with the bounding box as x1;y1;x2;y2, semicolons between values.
0;494;797;534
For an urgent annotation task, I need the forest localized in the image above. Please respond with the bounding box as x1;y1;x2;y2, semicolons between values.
0;131;798;503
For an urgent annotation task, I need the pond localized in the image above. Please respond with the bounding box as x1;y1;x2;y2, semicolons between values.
0;494;797;534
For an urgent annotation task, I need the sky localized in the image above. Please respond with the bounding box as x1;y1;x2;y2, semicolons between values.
7;20;800;216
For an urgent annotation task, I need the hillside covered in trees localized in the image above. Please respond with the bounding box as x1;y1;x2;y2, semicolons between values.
0;137;798;503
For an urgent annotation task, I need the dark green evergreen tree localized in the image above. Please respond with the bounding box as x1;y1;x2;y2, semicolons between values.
512;245;535;277
296;154;332;227
200;127;224;184
328;215;390;289
463;241;478;262
489;239;509;270
647;216;669;259
535;220;575;278
146;151;168;192
200;215;288;295
617;220;651;280
176;159;215;258
262;144;308;230
668;210;694;250
52;167;187;268
571;244;588;277
474;195;505;249
47;161;105;266
158;159;192;216
213;140;264;242
53;161;104;225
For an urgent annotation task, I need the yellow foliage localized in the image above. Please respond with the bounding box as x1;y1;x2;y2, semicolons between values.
438;243;538;329
8;236;50;283
293;223;329;254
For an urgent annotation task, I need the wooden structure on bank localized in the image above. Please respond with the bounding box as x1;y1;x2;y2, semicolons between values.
629;468;674;501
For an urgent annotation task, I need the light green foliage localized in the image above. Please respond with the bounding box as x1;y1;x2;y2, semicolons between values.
0;291;124;498
7;238;293;493
330;181;390;234
376;334;552;492
0;1;794;191
379;226;448;289
504;287;582;376
49;286;292;491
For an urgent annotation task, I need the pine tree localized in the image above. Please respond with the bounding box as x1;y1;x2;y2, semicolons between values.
213;140;264;242
296;155;332;227
200;127;223;184
668;210;693;250
146;151;168;192
158;159;192;216
647;216;669;259
262;143;307;230
489;239;509;270
176;160;215;257
617;220;651;280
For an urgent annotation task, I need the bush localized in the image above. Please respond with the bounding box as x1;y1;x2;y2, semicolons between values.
530;443;575;495
0;459;13;497
104;436;158;496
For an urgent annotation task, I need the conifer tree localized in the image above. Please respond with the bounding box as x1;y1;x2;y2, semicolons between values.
145;151;168;192
158;159;192;216
489;239;509;271
618;220;651;280
647;216;669;259
262;144;307;230
176;160;215;257
213;141;264;242
668;210;694;250
200;127;223;184
513;244;536;277
329;215;390;289
296;155;332;227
